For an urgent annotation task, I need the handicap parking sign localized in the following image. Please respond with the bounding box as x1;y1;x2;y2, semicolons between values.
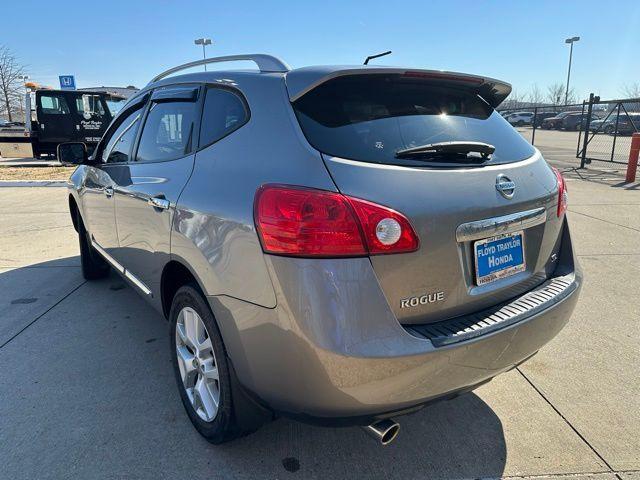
59;75;76;90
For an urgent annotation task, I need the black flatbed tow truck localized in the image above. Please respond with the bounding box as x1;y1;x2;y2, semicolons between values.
0;87;125;158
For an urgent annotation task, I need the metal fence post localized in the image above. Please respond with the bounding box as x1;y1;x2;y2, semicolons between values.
610;103;621;162
531;107;538;145
576;100;586;158
580;93;595;168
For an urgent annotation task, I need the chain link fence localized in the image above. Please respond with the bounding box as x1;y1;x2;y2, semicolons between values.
498;96;640;170
576;96;640;166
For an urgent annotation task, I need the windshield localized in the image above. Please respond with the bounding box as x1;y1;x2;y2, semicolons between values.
293;74;535;166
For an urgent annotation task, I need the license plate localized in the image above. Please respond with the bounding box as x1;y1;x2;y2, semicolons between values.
474;231;525;286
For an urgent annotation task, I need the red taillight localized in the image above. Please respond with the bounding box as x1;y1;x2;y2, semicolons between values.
345;196;420;254
552;167;568;217
254;185;419;257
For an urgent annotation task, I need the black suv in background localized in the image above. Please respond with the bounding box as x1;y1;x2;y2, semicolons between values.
561;112;586;131
541;112;580;130
533;112;558;128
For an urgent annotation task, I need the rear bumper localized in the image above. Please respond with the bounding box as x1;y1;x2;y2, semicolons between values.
209;222;581;426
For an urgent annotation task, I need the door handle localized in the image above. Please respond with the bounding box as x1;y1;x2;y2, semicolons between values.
103;186;114;198
148;196;170;210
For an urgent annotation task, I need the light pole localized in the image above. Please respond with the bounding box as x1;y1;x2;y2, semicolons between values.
194;38;212;71
564;36;580;105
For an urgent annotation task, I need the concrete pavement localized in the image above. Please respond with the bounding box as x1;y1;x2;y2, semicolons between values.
0;170;638;479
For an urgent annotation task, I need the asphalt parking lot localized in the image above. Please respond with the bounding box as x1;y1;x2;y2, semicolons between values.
1;153;639;479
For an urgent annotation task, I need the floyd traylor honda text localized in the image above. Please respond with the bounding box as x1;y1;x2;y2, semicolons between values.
60;54;581;445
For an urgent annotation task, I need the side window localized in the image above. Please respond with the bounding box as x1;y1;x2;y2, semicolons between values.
76;94;107;119
136;101;197;163
39;94;70;115
101;106;144;163
199;87;248;147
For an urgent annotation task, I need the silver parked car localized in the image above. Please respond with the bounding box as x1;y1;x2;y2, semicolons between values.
62;54;581;445
506;111;535;126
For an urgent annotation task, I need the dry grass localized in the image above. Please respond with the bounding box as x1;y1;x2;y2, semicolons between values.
0;166;75;181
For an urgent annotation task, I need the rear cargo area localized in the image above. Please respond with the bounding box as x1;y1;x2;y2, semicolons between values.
290;71;565;324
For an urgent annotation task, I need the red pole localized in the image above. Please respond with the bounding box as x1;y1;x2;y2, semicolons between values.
626;133;640;183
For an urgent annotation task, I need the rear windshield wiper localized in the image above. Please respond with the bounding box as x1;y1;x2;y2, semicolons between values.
395;141;495;160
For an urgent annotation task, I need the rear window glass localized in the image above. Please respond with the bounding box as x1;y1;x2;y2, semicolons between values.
199;87;248;147
293;75;535;166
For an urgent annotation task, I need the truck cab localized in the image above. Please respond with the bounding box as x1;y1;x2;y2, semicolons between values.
0;88;126;158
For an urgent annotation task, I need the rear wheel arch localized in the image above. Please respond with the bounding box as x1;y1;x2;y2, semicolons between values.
161;260;208;319
68;195;79;232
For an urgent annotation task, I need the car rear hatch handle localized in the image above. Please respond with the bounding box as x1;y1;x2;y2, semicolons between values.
456;207;547;243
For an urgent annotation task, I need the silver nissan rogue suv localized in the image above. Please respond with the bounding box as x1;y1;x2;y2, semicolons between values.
62;54;582;445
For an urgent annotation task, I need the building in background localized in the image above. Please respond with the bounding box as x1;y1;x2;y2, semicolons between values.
78;86;139;99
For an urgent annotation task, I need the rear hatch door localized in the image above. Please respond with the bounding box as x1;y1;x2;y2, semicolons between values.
289;71;564;325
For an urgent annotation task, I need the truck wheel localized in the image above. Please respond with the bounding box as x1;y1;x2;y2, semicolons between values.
77;213;110;280
169;285;262;444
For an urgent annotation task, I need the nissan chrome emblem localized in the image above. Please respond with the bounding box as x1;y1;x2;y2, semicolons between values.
495;174;516;199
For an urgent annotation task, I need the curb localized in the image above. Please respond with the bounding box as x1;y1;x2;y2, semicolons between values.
0;180;68;187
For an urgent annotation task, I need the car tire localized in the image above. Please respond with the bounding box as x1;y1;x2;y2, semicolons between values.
77;212;110;280
169;284;255;444
516;120;524;126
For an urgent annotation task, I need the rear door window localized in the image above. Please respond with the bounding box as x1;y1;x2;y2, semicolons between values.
293;74;536;166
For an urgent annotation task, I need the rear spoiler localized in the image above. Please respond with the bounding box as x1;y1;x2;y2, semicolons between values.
285;66;512;108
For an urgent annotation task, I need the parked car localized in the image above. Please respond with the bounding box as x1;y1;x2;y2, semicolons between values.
561;112;587;131
603;112;640;135
533;111;558;128
62;55;582;446
588;117;609;132
507;111;534;126
541;111;579;129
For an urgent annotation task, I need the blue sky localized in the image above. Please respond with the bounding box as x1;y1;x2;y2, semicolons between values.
5;0;640;101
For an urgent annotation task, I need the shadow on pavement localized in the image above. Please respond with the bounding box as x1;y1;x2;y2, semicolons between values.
1;257;507;479
559;165;639;189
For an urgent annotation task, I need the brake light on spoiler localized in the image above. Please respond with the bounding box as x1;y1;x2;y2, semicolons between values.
254;185;419;257
402;71;485;85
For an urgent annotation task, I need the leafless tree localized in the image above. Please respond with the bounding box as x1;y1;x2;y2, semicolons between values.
527;84;544;105
545;82;578;106
546;83;565;105
0;45;26;122
500;89;526;110
621;82;640;99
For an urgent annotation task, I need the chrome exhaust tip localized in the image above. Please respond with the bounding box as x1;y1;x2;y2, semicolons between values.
362;418;400;445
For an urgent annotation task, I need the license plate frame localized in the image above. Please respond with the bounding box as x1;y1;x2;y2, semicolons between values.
474;231;526;286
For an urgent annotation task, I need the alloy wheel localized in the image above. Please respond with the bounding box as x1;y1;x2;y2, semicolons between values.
175;307;220;422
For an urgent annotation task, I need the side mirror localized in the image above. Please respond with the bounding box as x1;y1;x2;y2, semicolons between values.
58;142;88;166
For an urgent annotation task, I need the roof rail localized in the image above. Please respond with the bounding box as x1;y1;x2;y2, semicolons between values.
150;54;290;83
